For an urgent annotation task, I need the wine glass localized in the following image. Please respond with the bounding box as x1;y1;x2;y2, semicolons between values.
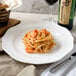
45;0;58;23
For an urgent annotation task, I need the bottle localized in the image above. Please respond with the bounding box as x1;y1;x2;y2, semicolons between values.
58;0;75;30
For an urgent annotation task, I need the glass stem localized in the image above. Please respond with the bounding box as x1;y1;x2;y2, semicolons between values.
50;6;53;22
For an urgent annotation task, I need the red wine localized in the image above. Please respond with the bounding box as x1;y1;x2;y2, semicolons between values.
58;0;75;30
45;0;58;5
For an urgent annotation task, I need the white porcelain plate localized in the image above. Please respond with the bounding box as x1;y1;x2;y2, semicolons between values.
2;21;74;64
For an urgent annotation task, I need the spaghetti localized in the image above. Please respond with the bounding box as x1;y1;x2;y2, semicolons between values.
22;29;55;53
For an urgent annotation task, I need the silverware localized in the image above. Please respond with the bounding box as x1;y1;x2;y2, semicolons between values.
41;52;76;76
50;52;76;73
40;44;76;76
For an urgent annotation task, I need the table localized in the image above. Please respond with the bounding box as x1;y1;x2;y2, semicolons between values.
0;12;76;76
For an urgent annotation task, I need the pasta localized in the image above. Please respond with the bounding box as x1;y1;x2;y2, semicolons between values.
22;29;56;53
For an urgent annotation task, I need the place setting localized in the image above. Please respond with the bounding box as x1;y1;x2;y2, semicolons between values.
0;0;76;76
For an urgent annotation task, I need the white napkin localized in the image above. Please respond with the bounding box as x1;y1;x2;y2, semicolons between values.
0;54;37;76
17;65;36;76
67;67;76;76
0;0;22;10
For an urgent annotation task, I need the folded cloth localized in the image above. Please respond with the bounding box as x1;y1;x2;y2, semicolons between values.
62;62;76;76
67;66;76;76
0;54;36;76
17;65;36;76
